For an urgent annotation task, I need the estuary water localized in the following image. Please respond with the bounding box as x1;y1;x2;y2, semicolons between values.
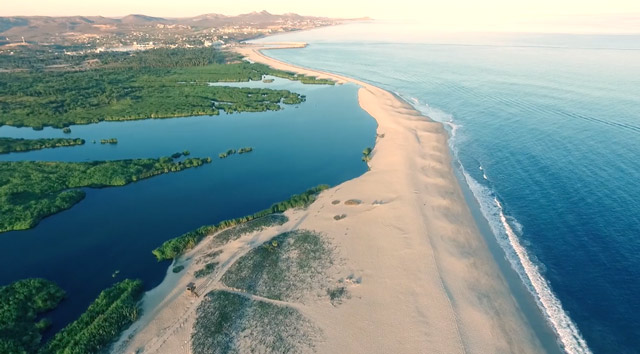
254;23;640;354
0;77;377;335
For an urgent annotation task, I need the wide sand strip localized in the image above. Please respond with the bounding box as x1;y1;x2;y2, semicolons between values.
236;43;546;354
114;43;548;354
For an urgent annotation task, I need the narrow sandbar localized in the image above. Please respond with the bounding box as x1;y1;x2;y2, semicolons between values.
114;42;549;354
237;43;548;353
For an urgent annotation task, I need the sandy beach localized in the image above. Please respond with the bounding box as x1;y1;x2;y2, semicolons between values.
113;43;548;354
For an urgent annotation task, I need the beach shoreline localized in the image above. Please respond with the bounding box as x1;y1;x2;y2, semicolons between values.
113;42;556;354
242;43;553;352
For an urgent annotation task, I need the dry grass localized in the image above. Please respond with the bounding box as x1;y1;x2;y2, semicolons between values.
192;291;318;354
221;230;334;302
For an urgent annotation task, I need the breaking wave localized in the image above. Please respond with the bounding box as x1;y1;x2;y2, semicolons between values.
405;95;592;354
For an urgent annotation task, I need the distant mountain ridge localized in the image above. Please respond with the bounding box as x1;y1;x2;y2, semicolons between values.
120;14;168;24
0;11;337;35
0;11;356;48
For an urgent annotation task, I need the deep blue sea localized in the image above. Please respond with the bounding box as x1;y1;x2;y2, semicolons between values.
0;77;376;336
255;23;640;354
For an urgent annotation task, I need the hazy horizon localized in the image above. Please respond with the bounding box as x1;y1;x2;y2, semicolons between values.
2;0;640;34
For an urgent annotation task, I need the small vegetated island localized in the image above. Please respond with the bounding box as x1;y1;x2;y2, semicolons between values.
218;146;253;159
0;155;211;232
0;48;332;130
0;137;85;154
100;138;118;144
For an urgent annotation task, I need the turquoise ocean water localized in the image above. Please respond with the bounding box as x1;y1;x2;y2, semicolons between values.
255;22;640;354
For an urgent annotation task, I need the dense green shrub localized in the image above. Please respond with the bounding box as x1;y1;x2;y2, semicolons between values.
0;60;307;129
362;147;373;162
152;185;329;261
0;279;66;354
0;156;211;232
44;279;144;354
0;138;84;154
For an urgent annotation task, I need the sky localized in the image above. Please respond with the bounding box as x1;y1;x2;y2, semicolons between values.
2;0;640;33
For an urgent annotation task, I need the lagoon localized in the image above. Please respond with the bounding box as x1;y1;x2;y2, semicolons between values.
0;76;377;335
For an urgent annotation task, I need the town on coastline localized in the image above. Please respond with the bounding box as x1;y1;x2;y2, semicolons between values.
0;12;352;60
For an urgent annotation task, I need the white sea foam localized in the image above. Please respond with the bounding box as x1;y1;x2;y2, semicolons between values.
461;154;592;354
399;94;463;140
403;95;592;354
411;98;453;124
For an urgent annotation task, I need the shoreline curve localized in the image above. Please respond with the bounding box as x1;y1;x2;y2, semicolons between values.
233;42;551;353
112;41;557;354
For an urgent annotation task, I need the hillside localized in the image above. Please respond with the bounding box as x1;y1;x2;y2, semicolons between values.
0;11;344;47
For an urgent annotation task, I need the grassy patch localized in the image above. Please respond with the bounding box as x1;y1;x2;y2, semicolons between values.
192;291;317;354
221;230;333;302
194;262;219;278
205;249;224;260
172;265;185;273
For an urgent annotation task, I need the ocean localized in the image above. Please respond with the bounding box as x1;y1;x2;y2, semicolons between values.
254;22;640;354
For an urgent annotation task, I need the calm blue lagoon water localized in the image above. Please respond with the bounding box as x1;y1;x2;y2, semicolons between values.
255;23;640;354
0;77;377;335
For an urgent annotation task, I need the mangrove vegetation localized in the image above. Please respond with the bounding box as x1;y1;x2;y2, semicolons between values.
0;156;212;232
219;147;253;159
152;185;329;261
0;278;66;354
0;137;85;154
0;48;333;130
218;149;236;159
0;277;143;353
44;279;144;354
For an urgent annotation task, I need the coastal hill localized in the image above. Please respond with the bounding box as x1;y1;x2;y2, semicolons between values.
0;11;343;47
